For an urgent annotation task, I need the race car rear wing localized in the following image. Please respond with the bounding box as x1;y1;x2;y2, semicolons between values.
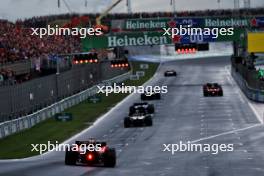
75;141;107;146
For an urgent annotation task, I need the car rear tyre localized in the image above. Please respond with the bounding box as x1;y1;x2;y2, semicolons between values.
124;117;131;128
145;117;153;126
65;148;77;165
129;107;135;116
147;105;155;114
141;94;146;101
104;149;116;167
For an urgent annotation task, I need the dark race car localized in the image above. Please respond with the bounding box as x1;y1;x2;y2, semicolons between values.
65;139;116;167
129;102;155;116
203;83;223;96
141;91;161;101
124;112;153;128
164;70;177;77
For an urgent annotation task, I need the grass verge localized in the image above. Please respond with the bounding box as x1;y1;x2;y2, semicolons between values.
0;61;158;159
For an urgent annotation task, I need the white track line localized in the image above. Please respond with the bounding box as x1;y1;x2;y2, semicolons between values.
190;124;261;143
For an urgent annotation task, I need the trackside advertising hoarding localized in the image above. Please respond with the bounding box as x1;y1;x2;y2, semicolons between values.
82;32;171;50
204;17;264;28
124;19;169;30
111;17;264;31
111;18;170;31
82;29;245;50
247;32;264;53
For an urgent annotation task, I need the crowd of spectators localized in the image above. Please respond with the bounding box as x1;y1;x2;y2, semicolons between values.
0;7;263;65
21;7;264;28
0;19;81;64
110;8;264;19
0;18;81;85
0;7;263;85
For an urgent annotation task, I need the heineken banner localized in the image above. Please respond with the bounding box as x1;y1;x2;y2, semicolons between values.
111;18;203;31
82;32;171;50
82;29;245;50
203;17;264;28
111;17;264;31
122;18;169;30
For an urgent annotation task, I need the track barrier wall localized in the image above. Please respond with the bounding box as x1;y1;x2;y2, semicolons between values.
231;67;264;102
0;61;127;122
0;71;131;139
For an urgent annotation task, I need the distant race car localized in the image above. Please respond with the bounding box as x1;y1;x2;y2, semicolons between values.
65;139;116;167
203;83;223;96
124;112;153;128
141;91;161;100
164;70;177;77
129;102;155;116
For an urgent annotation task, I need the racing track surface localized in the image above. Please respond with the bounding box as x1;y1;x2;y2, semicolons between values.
1;56;264;176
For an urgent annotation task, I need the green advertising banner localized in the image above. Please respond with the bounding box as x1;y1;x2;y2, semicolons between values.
82;17;260;50
111;18;175;31
111;17;264;31
82;29;245;50
82;32;171;51
123;18;170;30
203;17;254;28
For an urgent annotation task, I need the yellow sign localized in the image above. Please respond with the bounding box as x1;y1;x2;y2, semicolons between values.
247;32;264;53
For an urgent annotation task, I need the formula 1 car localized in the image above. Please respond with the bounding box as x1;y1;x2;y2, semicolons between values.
203;83;223;96
129;102;155;116
164;70;177;77
124;112;153;128
65;139;116;167
141;91;161;100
